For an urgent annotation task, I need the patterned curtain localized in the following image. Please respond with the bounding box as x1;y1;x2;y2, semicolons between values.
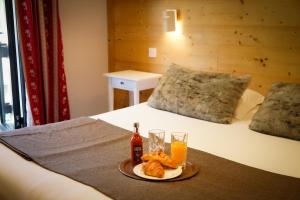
16;0;70;125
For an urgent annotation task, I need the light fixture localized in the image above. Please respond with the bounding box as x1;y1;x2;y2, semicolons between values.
163;9;177;32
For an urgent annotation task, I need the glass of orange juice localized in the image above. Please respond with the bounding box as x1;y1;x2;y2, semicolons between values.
171;132;188;168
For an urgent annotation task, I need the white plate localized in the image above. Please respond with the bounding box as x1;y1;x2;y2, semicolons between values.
133;163;182;180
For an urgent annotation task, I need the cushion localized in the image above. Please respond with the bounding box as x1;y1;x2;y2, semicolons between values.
234;89;264;120
148;64;251;124
249;83;300;141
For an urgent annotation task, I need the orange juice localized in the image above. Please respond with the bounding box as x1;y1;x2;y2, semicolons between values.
171;141;187;165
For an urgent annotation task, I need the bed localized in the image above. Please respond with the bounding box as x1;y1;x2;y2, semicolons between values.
0;102;300;200
1;64;300;199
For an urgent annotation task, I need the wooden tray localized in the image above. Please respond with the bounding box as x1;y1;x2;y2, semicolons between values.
119;159;199;182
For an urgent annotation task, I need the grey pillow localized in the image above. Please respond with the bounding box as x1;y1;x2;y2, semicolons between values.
148;64;251;124
249;83;300;141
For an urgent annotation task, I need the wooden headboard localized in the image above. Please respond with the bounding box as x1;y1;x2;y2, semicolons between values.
107;0;300;108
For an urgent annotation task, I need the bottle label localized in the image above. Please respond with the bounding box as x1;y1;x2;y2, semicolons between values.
133;145;142;162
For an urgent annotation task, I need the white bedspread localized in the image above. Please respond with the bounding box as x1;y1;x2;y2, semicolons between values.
1;103;300;200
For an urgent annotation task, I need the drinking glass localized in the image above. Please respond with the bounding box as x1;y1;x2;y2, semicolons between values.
171;132;188;168
148;129;165;153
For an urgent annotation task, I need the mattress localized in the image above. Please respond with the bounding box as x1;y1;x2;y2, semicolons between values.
1;103;300;200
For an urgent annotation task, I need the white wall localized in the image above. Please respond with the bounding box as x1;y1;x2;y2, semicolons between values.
59;0;108;118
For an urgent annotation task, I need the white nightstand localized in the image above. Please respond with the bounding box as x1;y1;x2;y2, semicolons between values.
104;70;162;111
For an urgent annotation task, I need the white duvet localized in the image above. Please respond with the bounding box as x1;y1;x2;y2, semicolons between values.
1;103;300;200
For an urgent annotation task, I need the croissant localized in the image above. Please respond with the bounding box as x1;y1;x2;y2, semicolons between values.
142;160;164;178
141;151;177;169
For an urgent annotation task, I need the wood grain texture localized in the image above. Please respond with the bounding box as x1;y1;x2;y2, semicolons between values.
108;0;300;109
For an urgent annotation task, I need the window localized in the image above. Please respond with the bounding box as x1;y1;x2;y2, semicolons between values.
0;0;27;130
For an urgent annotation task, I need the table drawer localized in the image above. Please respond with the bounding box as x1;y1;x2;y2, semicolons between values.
111;78;135;90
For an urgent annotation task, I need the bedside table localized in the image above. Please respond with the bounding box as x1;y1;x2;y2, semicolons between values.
104;70;162;111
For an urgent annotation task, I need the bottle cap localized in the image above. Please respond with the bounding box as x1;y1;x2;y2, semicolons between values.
134;122;139;128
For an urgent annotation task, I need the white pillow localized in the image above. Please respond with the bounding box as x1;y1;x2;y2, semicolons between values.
234;89;264;120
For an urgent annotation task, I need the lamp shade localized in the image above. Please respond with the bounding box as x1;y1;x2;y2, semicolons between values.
163;9;177;32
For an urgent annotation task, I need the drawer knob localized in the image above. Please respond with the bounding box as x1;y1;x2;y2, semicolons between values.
120;81;124;85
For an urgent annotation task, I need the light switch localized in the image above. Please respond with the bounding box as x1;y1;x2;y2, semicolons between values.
148;48;157;58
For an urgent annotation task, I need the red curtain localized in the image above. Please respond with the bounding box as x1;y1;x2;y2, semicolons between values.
16;0;70;125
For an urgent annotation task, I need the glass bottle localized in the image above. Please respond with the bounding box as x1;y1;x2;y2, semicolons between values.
130;122;143;165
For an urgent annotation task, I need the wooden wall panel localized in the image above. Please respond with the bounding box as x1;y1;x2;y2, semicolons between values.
108;0;300;109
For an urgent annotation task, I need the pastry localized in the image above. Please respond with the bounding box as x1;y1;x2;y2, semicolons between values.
142;160;164;178
141;151;177;169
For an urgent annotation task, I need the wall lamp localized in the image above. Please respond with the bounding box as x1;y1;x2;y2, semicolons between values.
163;9;178;32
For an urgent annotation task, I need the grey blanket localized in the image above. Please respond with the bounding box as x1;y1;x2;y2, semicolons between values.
1;117;300;200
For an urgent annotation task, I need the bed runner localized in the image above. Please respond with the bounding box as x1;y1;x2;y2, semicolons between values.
0;117;299;200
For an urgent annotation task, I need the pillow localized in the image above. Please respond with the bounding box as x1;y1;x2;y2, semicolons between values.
148;64;251;124
249;83;300;141
234;89;264;120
